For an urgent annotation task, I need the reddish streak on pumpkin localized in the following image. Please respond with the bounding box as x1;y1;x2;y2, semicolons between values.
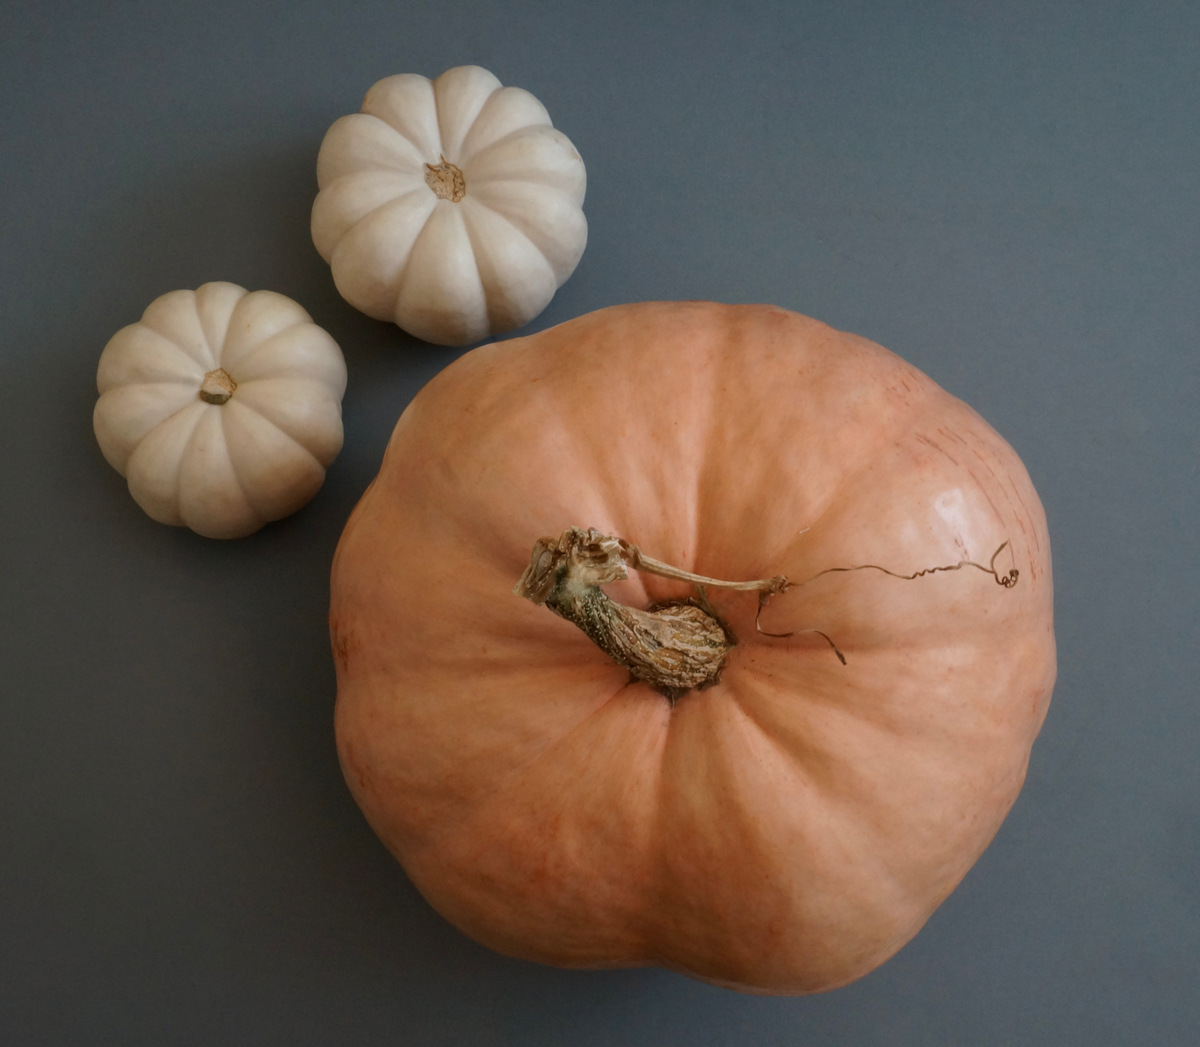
340;740;376;798
915;432;961;470
330;619;356;675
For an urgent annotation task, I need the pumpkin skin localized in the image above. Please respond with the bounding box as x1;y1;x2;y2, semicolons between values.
94;282;347;539
330;302;1055;994
311;65;587;346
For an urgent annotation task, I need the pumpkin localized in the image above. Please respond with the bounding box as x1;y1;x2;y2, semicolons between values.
311;64;587;346
330;302;1055;994
94;282;347;539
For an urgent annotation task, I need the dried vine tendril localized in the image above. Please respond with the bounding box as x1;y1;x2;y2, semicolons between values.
753;541;1020;662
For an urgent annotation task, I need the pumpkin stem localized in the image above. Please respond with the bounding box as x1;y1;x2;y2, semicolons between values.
199;368;236;404
514;527;785;701
424;156;466;202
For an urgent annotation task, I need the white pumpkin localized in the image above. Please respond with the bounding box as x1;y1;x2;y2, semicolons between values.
311;65;587;346
93;282;348;539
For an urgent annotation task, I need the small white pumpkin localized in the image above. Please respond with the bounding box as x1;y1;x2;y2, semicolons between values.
93;282;348;539
311;65;587;346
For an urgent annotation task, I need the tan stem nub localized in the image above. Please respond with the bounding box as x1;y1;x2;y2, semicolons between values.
514;527;787;702
199;368;236;404
424;156;466;202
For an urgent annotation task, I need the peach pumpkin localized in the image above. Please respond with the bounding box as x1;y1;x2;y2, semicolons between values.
330;302;1055;994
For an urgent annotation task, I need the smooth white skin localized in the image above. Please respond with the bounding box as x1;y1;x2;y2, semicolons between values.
311;65;588;346
93;282;348;539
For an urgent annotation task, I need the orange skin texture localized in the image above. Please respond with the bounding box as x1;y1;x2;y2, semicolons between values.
330;302;1055;994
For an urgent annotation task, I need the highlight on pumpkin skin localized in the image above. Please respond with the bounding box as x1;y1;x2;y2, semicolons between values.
516;527;1020;687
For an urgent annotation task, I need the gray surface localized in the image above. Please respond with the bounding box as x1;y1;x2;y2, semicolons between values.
2;1;1197;1043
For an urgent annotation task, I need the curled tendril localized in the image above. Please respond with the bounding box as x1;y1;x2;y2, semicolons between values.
794;539;1019;590
754;541;1020;661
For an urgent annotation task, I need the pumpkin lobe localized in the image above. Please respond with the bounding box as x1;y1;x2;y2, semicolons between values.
424;156;466;202
199;367;237;404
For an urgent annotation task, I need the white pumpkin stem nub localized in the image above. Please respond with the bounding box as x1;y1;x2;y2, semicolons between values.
424;156;466;202
199;368;237;404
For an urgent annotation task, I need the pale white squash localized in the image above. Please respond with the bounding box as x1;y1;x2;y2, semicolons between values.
93;282;348;539
311;65;587;346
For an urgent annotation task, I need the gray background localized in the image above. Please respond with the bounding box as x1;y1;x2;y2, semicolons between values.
2;1;1197;1043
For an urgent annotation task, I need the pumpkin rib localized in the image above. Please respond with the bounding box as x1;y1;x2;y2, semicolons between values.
732;333;939;579
339;184;435;241
217;323;344;387
463;183;587;283
770;415;937;576
220;401;328;521
221;318;311;365
223;386;328;463
392;680;669;969
135;398;208;468
138;290;217;371
432;65;502;159
215;403;268;521
229;380;341;468
395;676;640;866
360;74;442;159
765;414;1032;630
227;323;342;394
124;402;207;526
96;326;207;392
648;687;898;992
724;641;1040;893
221;291;315;367
465;164;586;198
458;198;558;333
311;174;428;262
461;123;555;166
687;310;781;575
721;653;943;806
316;114;431;185
193;281;247;364
465;163;586;199
327;191;438;322
390;202;490;344
175;407;259;538
464;125;586;199
458;85;552;159
723;679;944;992
94;381;203;473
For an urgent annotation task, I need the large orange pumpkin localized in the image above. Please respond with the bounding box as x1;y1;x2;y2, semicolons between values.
330;302;1055;994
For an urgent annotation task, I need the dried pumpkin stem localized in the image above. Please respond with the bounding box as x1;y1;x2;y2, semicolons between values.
199;367;236;404
514;527;784;701
424;155;466;202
